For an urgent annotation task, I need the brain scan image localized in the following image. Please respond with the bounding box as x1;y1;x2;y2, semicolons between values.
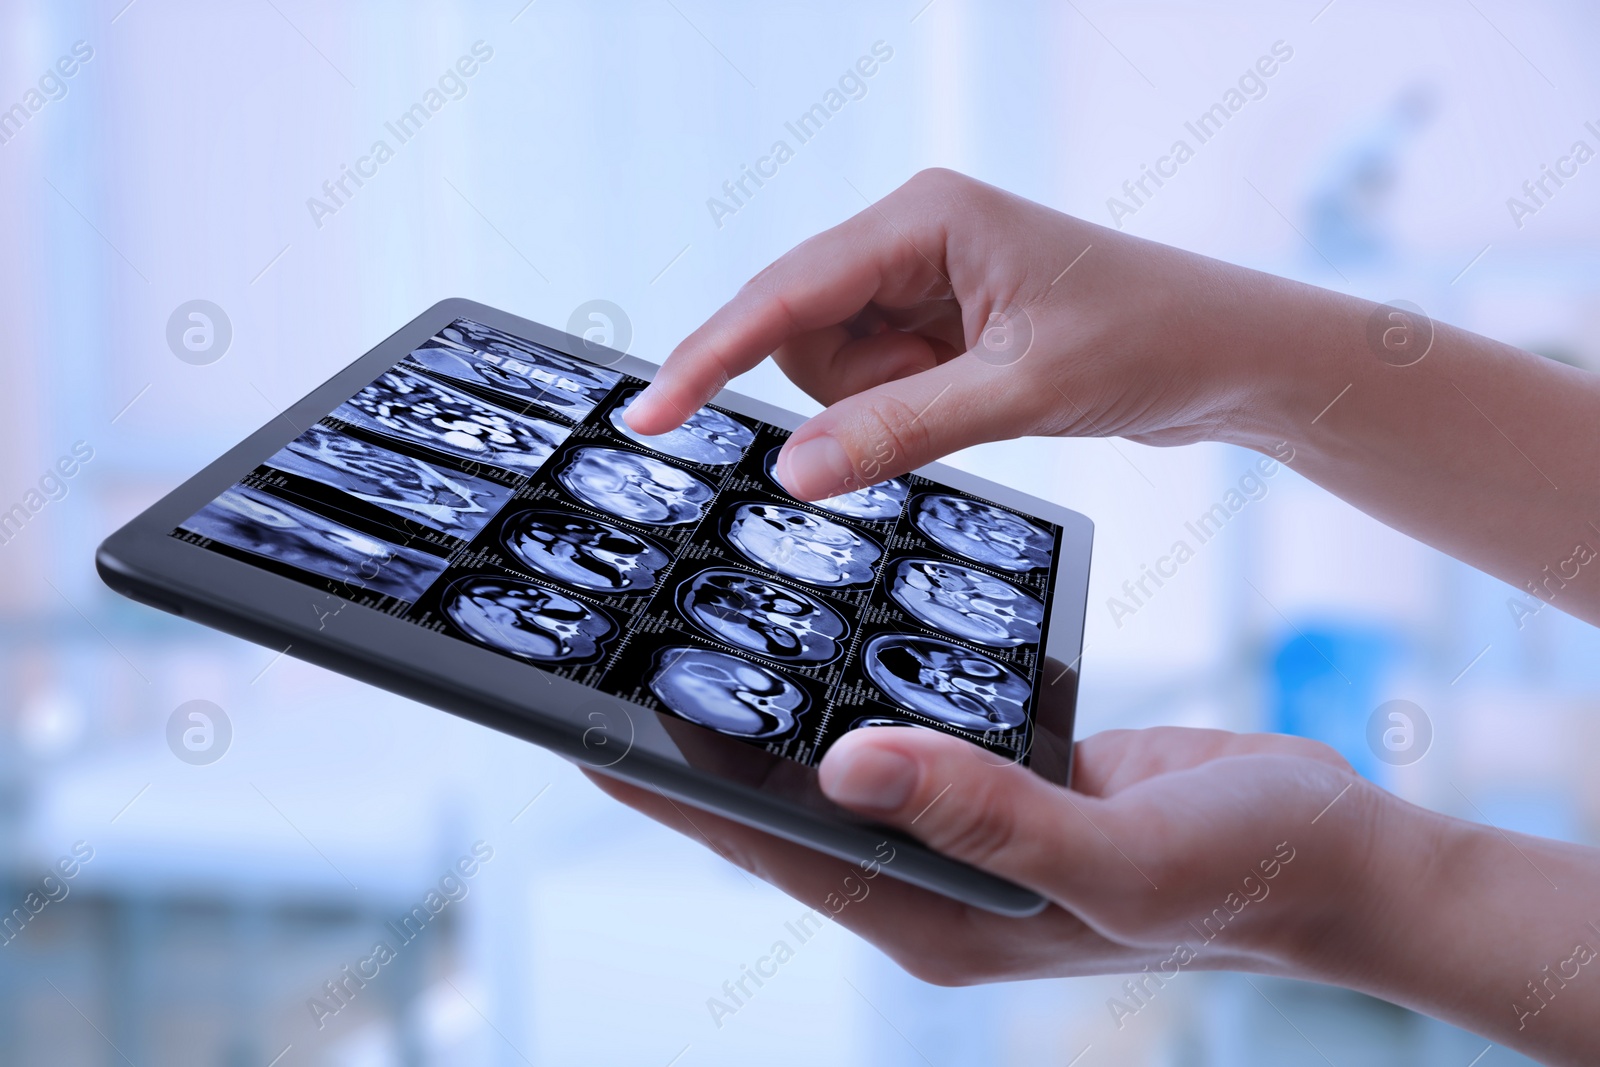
762;446;907;521
443;575;614;664
723;504;882;587
676;568;848;665
265;423;514;537
862;634;1031;732
910;493;1053;573
501;510;670;594
333;366;570;473
889;558;1045;647
648;647;807;739
557;447;715;525
609;389;754;466
180;485;448;601
409;323;621;422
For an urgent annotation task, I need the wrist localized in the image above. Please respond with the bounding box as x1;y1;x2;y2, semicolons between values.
1277;782;1527;1023
1260;778;1454;985
1187;260;1375;456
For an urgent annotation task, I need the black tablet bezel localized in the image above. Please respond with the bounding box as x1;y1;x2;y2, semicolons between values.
96;298;1092;917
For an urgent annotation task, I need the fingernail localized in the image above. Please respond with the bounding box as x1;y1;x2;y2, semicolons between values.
821;745;919;812
780;435;854;500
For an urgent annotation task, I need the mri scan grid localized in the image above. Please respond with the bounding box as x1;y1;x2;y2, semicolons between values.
176;317;1062;767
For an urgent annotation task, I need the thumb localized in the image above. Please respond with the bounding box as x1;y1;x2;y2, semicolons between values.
817;728;1145;908
774;357;1032;501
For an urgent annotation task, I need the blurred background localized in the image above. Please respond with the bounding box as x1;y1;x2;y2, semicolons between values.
1;0;1596;1063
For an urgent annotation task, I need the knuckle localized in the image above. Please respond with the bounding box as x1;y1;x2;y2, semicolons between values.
848;393;930;480
925;785;1021;872
906;167;968;196
1289;735;1353;770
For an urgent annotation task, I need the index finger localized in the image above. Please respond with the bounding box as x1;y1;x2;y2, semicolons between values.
622;204;949;435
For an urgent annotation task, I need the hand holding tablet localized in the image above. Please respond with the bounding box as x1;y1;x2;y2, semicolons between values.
96;161;1600;1061
100;296;1090;916
606;169;1600;1062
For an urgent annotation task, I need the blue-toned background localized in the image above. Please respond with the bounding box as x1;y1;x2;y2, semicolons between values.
2;1;1596;1063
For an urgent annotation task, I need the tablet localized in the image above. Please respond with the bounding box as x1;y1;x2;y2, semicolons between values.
97;299;1092;917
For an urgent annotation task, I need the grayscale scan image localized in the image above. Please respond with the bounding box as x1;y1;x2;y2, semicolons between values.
332;365;570;473
556;446;715;525
763;446;907;520
411;320;622;421
648;646;807;738
500;510;670;594
177;316;1061;768
888;558;1044;647
443;575;614;663
609;388;754;465
910;493;1054;572
862;634;1031;732
723;503;882;587
676;567;849;664
266;422;514;537
180;484;448;601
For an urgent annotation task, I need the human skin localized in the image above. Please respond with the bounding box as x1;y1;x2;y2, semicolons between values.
599;169;1600;1061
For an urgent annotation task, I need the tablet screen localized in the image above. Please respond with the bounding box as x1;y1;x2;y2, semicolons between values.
171;318;1062;766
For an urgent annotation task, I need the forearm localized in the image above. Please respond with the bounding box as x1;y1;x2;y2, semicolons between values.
1297;788;1600;1062
1202;268;1600;626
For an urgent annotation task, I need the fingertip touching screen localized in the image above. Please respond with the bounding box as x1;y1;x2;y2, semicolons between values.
171;317;1064;767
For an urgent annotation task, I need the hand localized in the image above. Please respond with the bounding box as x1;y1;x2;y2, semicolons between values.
623;168;1277;501
584;726;1390;985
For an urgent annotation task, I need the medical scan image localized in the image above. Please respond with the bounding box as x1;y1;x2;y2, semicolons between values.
179;316;1064;768
608;388;754;465
442;575;614;664
180;484;448;601
500;509;671;594
862;634;1032;732
723;503;882;587
888;557;1045;647
910;493;1054;572
675;567;849;665
332;366;571;473
408;325;622;422
762;446;908;521
648;646;807;739
849;716;938;732
557;447;715;525
265;423;514;537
